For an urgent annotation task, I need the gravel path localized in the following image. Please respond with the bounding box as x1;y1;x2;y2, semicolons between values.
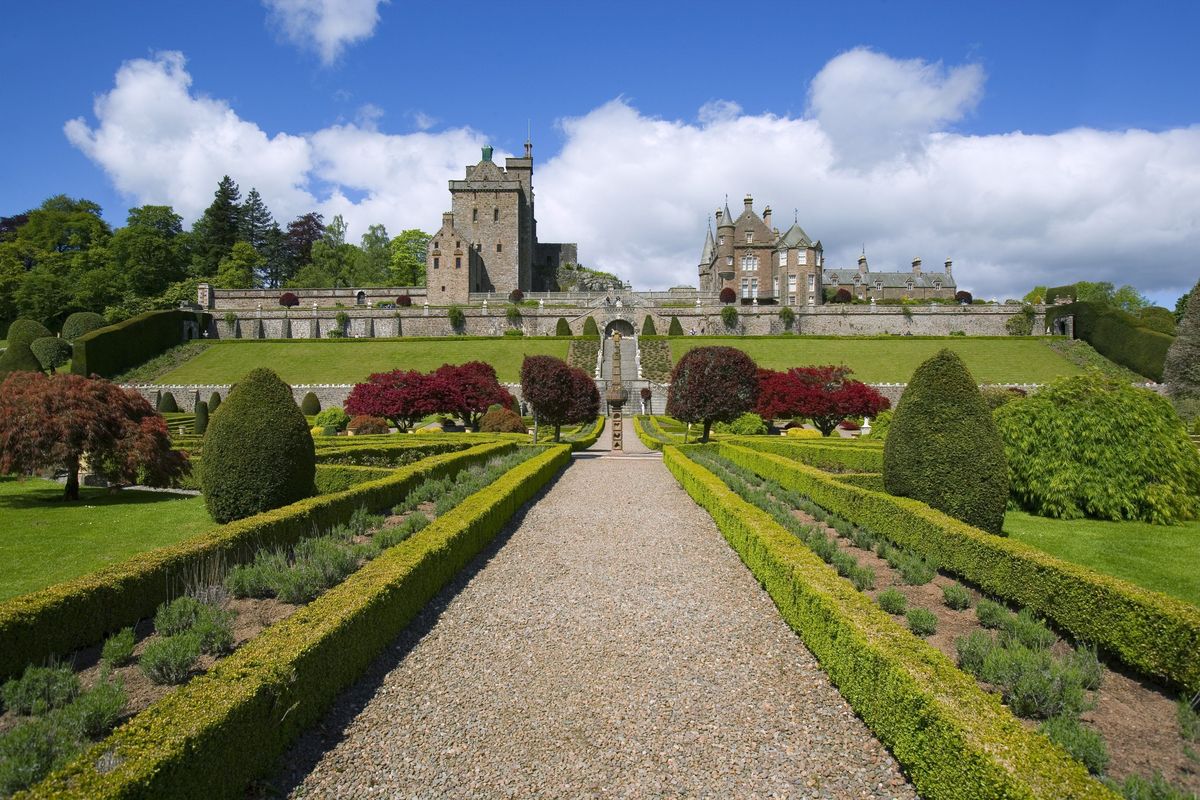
273;447;916;799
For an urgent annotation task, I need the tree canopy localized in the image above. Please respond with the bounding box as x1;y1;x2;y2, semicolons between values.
666;346;759;442
756;365;889;436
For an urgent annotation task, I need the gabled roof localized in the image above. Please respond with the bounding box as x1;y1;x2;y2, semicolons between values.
700;226;714;263
823;269;957;289
777;223;811;249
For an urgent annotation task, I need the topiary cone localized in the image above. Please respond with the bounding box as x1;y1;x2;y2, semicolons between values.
300;391;321;415
200;368;315;523
208;391;221;414
157;392;178;413
194;401;209;435
883;348;1008;534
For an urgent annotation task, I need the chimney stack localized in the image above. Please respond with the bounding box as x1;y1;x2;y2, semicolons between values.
715;208;723;225
744;193;753;212
944;258;953;275
442;212;454;228
762;205;772;227
912;257;922;275
857;254;868;273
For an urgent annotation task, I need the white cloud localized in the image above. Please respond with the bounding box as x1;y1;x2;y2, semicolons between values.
66;50;1200;302
263;0;387;64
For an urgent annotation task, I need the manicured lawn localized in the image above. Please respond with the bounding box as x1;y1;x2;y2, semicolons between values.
667;337;1082;383
1004;510;1200;607
0;477;216;601
155;339;570;384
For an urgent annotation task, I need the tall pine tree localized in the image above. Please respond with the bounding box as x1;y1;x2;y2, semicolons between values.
191;176;241;278
239;188;274;252
260;223;292;288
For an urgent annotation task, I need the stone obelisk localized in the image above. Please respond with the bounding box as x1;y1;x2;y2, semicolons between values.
606;332;629;451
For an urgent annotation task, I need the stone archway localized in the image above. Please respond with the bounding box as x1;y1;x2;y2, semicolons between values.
605;318;635;338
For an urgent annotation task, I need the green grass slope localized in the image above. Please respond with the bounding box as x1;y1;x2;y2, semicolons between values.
0;477;215;601
667;337;1083;383
155;339;571;385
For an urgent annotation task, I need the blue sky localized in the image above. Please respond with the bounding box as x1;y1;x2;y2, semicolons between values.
2;1;1198;303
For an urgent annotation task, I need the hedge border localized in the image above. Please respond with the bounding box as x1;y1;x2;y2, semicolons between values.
72;309;211;378
312;464;395;494
725;437;884;472
663;446;1114;800
0;441;515;678
719;443;1200;692
25;444;570;799
632;416;662;450
568;416;605;451
1047;302;1173;381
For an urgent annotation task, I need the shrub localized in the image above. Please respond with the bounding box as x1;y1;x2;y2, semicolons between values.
1047;301;1172;380
942;583;972;610
1;664;80;715
508;289;524;303
71;309;209;379
582;317;599;337
976;599;1011;629
1164;279;1200;407
785;426;821;438
31;337;72;373
200;367;317;523
314;407;350;431
778;306;795;330
864;408;892;439
1114;772;1194;800
505;305;521;325
980;386;1025;410
719;287;736;304
668;316;684;336
956;630;996;676
906;607;938;636
831;288;852;304
716;412;767;435
884;348;1008;534
208;391;221;413
0;319;51;375
0;716;78;796
1178;696;1200;742
877;587;907;615
555;317;570;336
157;391;179;413
279;292;300;308
720;305;738;327
139;632;202;685
995;373;1200;524
60;312;106;342
101;628;137;667
154;595;203;636
980;645;1088;719
300;392;321;415
1038;716;1108;775
1000;608;1057;650
480;407;526;433
396;295;412;307
955;290;973;304
641;315;656;336
5;318;52;350
192;605;235;654
348;415;390;435
447;305;465;331
64;678;127;738
192;400;209;435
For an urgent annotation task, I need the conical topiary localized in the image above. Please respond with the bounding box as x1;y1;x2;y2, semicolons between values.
555;317;571;336
883;348;1008;534
668;316;684;336
208;391;221;414
194;400;209;435
582;317;599;337
300;391;321;415
1164;279;1200;407
200;368;316;523
641;316;657;336
157;392;179;413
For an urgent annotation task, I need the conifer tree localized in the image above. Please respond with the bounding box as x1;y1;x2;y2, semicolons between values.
238;188;275;252
191;176;242;278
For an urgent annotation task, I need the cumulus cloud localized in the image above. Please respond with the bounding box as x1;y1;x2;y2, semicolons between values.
66;50;1200;302
263;0;387;64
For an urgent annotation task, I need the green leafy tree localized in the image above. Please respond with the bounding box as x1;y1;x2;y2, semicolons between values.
995;373;1200;524
389;229;430;286
259;223;292;288
353;223;391;285
883;349;1008;534
1175;290;1191;324
1111;284;1150;313
1022;286;1048;304
294;215;356;288
191;176;241;278
109;205;189;298
200;368;316;522
214;242;262;289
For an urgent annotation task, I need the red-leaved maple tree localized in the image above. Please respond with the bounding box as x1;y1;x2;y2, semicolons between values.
566;366;600;425
435;361;515;430
344;370;447;431
520;355;576;442
756;365;889;436
666;346;759;442
0;372;189;500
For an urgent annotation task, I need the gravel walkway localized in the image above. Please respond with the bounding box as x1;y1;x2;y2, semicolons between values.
273;446;916;799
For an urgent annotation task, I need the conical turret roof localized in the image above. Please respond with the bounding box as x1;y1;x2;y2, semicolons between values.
700;226;715;263
718;200;735;227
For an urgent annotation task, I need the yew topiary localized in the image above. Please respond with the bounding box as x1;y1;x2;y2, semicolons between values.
555;317;571;336
157;392;179;413
0;319;51;375
994;373;1200;524
668;316;684;336
200;368;316;523
61;312;106;342
641;315;656;336
884;349;1008;534
208;391;221;414
1164;279;1200;418
299;392;321;415
194;400;209;435
582;317;599;337
479;407;526;433
31;337;72;373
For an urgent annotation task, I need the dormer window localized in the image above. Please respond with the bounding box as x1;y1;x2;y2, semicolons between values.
745;231;753;244
933;281;941;290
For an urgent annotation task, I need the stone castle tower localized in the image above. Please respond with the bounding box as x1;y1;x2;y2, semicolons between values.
427;142;576;303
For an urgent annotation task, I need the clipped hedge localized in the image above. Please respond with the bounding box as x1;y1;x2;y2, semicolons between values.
0;441;515;679
1047;302;1173;381
719;443;1200;692
71;310;211;378
26;444;570;799
312;464;394;494
568;416;605;451
725;437;884;473
663;447;1113;800
632;416;663;451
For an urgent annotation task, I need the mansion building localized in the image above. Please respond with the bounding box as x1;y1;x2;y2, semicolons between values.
426;143;576;303
698;195;956;304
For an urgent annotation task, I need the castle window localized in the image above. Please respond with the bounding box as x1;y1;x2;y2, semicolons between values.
807;274;816;291
740;278;749;298
933;281;942;290
726;256;733;266
788;274;797;299
798;250;808;265
773;276;779;297
718;236;724;245
455;257;461;269
496;243;502;252
493;208;499;221
745;231;753;244
455;241;460;249
750;277;759;297
778;251;786;267
433;257;440;269
740;254;758;271
472;208;478;222
434;240;439;249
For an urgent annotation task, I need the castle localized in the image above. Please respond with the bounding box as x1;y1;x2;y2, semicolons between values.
426;143;577;303
697;195;956;303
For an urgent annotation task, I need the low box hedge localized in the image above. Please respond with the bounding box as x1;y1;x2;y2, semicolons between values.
26;444;570;799
569;416;605;451
312;464;395;494
663;446;1114;800
725;437;884;472
0;441;515;679
719;443;1200;693
633;416;664;450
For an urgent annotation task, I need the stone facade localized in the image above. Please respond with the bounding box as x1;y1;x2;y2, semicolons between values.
198;286;426;311
429;142;576;301
698;195;956;304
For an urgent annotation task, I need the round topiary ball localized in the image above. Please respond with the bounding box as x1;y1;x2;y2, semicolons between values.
883;348;1008;534
200;368;316;523
300;391;321;415
61;312;106;342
